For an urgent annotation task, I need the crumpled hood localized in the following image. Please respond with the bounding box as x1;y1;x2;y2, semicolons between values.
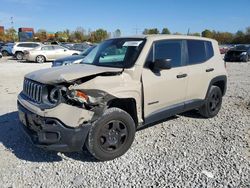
25;64;123;84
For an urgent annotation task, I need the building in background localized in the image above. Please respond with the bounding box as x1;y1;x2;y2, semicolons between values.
18;27;34;42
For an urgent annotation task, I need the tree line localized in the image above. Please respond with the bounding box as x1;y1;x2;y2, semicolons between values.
0;26;250;44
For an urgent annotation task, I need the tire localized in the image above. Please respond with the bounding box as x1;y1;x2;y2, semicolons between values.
86;107;136;161
72;53;78;55
243;55;248;62
36;55;45;63
199;86;222;118
1;50;9;56
16;52;24;60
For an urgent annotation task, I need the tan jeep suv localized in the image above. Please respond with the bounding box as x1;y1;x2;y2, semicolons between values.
17;35;227;161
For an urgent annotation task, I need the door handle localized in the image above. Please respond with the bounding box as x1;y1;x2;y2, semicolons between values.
176;73;187;78
206;68;214;72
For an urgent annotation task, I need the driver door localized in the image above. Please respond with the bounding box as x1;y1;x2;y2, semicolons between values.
142;40;188;119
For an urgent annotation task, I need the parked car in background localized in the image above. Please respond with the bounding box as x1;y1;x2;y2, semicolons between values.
224;44;250;62
52;45;96;67
12;42;42;60
71;42;91;52
0;42;5;49
219;45;231;54
24;45;80;63
1;43;14;56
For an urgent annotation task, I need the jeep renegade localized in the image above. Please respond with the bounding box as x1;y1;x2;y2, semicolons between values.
17;35;227;161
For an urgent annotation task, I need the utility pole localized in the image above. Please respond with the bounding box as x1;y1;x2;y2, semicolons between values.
133;26;141;35
10;17;14;28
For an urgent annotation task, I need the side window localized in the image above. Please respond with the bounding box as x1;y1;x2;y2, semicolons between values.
187;40;207;65
26;43;34;48
54;46;64;50
146;40;183;68
32;43;39;48
42;46;54;51
205;41;214;59
18;43;27;47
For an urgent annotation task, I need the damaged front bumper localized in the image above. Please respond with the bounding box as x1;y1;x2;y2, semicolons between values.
17;94;94;152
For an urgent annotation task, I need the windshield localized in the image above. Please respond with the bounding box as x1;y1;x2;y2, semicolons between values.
81;38;145;68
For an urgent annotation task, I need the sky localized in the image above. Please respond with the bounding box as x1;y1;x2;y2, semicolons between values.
0;0;250;35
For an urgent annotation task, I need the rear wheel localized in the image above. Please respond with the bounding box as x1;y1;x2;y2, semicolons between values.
243;55;248;62
2;50;9;56
199;86;222;118
86;107;136;161
36;55;45;63
16;52;24;60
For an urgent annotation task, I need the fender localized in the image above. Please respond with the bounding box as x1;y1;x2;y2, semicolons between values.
206;75;227;98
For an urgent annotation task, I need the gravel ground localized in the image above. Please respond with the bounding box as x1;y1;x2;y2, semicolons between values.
0;57;249;188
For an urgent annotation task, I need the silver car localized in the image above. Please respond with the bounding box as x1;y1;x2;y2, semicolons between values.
24;45;80;63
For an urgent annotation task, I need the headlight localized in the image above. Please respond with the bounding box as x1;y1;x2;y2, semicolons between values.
241;52;247;55
49;88;61;104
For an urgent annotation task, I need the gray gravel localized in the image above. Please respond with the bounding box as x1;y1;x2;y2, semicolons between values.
0;57;249;187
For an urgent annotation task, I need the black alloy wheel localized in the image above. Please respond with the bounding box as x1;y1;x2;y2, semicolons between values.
98;120;128;152
199;86;222;118
86;107;136;161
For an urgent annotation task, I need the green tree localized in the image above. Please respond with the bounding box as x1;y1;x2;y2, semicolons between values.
5;28;18;41
35;29;47;42
55;31;69;42
246;27;250;35
190;32;201;36
161;28;171;34
201;29;213;38
143;28;159;35
90;29;108;43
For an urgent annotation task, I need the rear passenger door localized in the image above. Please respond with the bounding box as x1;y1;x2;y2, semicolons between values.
185;40;215;101
142;40;188;118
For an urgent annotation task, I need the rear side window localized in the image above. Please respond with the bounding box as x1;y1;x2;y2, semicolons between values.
205;41;214;59
187;40;214;65
17;43;38;48
54;46;64;50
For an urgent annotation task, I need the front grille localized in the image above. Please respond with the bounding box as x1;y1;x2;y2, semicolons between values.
23;79;43;103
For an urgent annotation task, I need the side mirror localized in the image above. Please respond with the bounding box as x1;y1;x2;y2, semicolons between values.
153;59;172;71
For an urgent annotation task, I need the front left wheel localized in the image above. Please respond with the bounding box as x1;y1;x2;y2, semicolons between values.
86;107;136;161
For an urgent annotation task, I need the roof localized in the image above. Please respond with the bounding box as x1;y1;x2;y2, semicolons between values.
112;34;217;42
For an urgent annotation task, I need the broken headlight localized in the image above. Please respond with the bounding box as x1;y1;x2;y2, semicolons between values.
47;86;67;105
